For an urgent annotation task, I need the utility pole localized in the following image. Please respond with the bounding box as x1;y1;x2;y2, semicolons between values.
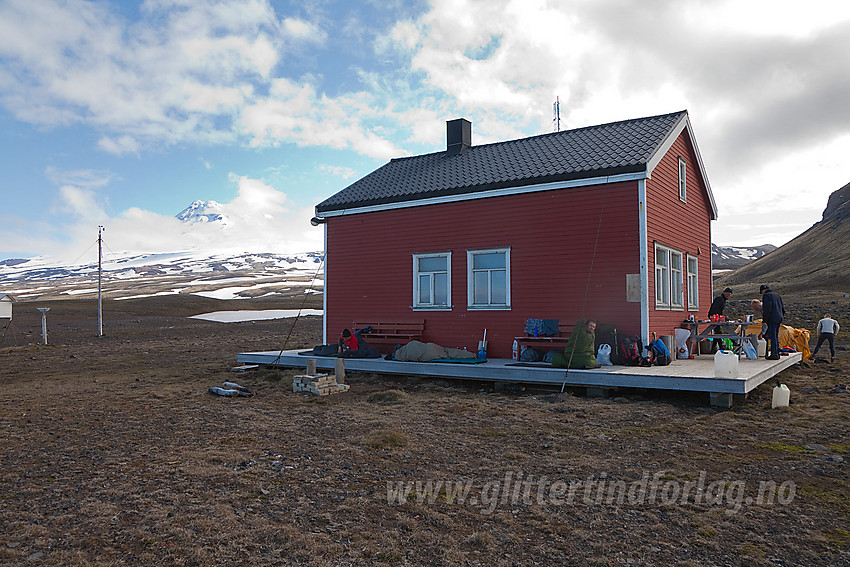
98;225;104;337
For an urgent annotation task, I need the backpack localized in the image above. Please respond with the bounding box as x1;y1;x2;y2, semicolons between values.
519;346;542;362
620;336;650;367
649;339;672;366
595;323;619;365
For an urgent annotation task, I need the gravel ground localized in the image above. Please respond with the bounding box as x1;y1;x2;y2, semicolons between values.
0;296;848;566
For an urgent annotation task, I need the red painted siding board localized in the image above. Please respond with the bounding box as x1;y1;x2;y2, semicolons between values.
326;181;644;357
646;130;713;339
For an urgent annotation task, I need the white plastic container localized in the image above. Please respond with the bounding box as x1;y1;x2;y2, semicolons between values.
772;383;790;408
757;338;767;357
714;350;739;378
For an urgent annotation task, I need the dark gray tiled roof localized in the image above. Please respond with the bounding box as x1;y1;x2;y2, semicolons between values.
316;110;687;213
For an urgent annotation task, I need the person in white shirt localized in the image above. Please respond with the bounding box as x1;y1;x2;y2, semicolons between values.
812;314;840;362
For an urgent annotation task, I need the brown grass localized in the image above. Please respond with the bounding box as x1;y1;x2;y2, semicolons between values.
0;296;848;565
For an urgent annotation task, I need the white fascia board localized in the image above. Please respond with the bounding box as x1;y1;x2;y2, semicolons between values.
317;171;648;218
645;113;718;220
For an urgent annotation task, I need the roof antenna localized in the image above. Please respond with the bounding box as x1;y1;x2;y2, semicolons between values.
553;96;561;132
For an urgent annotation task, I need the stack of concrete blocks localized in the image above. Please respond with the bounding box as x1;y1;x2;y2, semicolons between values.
292;358;349;396
292;373;350;396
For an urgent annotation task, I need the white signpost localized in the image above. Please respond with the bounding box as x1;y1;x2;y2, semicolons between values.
36;307;50;345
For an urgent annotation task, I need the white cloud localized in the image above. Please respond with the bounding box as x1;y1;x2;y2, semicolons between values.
0;0;283;146
57;185;108;223
282;17;326;43
318;165;357;180
0;0;410;163
33;172;323;261
377;0;850;245
240;79;408;160
98;135;141;156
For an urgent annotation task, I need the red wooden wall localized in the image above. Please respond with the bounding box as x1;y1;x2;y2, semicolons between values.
645;128;714;339
324;181;643;358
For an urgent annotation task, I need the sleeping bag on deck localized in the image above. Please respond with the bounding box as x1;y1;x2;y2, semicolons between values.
551;319;597;369
393;340;477;362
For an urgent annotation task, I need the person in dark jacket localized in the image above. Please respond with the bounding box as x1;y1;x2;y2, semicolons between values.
759;285;785;360
708;287;733;318
706;287;732;352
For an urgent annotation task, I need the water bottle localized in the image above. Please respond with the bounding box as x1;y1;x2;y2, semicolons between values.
512;340;519;360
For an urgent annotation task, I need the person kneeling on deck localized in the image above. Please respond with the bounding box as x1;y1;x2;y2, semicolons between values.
551;319;599;369
338;328;358;354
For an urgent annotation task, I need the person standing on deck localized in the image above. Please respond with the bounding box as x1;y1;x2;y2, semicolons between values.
706;287;733;352
759;285;785;360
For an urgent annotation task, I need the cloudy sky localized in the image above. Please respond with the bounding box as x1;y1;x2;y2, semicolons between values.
1;0;848;263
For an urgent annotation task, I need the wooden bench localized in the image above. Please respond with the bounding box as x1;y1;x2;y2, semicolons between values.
515;323;572;353
352;321;425;347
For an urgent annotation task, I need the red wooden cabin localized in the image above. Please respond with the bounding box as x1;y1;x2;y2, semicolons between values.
313;111;717;358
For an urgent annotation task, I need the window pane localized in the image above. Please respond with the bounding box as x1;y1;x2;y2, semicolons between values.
418;274;431;304
656;250;668;267
656;266;665;302
473;252;505;270
673;271;683;303
434;273;447;305
491;270;506;304
671;252;682;270
419;256;447;272
473;272;488;304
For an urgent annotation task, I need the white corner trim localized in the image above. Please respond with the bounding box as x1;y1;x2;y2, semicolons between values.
638;179;649;347
322;224;327;345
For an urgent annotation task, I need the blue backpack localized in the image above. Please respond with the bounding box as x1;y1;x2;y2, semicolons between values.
650;338;672;366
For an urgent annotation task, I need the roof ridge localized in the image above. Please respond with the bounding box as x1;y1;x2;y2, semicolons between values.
389;109;687;160
482;109;688;147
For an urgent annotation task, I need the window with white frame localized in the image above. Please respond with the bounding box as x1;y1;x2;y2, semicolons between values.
678;158;687;203
413;252;451;309
467;248;510;309
655;244;684;309
671;250;683;307
687;255;699;309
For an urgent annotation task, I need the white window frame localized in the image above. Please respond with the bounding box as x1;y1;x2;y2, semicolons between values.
467;248;510;310
413;252;451;310
678;158;687;203
670;250;683;308
655;243;684;310
687;254;699;310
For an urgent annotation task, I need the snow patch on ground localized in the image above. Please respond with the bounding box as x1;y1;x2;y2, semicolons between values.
189;309;323;323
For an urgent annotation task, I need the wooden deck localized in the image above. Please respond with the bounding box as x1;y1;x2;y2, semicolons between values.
236;349;802;407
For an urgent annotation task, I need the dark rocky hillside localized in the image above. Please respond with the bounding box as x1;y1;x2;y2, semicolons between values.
717;181;850;295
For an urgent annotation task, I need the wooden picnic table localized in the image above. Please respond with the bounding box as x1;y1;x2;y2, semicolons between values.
688;320;753;357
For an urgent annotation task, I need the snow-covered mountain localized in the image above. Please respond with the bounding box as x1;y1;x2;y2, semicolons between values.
176;200;229;226
0;250;324;302
711;243;777;271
